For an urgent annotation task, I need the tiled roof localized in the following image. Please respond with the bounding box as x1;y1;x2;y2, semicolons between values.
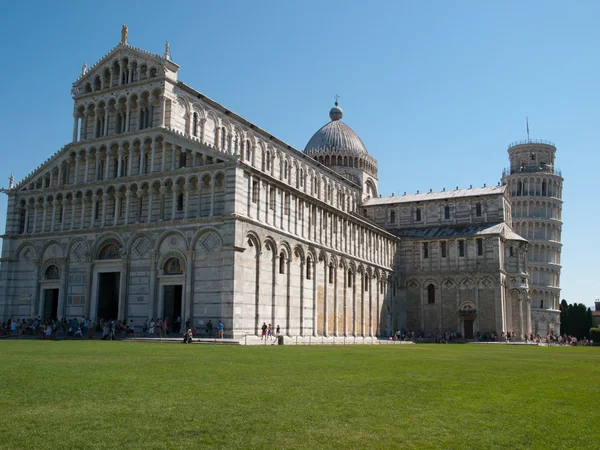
389;222;526;242
364;186;505;206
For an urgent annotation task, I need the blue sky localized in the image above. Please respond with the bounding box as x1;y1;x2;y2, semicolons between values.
0;0;597;307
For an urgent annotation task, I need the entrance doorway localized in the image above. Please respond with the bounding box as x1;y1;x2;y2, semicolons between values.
43;289;59;320
464;320;474;339
97;272;120;320
163;285;182;333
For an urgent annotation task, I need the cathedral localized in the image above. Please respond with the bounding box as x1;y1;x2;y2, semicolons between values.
0;30;564;339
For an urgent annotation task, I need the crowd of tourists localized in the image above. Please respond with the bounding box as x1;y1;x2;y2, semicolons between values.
389;329;595;346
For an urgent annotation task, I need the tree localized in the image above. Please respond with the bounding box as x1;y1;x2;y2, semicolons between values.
560;299;593;338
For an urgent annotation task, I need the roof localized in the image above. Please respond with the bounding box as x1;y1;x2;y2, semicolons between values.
304;120;368;156
363;186;506;206
389;222;527;242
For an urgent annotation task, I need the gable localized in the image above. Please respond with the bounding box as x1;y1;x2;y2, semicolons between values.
72;43;179;96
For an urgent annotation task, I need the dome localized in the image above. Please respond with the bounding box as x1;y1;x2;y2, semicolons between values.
304;102;369;157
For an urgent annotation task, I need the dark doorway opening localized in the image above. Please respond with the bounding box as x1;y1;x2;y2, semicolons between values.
464;320;474;339
163;285;182;333
98;272;120;320
43;289;59;320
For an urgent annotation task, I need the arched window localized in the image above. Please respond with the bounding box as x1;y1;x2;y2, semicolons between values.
427;284;435;304
177;193;184;211
306;256;312;279
164;257;183;274
279;252;285;274
329;263;334;284
284;160;289;180
347;270;353;287
192;113;198;137
220;127;226;150
266;152;271;171
542;181;547;196
45;265;60;280
245;140;251;161
517;181;522;196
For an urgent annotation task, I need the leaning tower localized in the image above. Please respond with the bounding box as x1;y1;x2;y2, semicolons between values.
501;139;564;335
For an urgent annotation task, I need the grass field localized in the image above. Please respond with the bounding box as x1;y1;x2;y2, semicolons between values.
0;341;598;450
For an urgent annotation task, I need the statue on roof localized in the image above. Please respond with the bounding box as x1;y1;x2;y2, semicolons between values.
81;62;87;76
164;40;171;60
9;174;14;189
121;24;128;44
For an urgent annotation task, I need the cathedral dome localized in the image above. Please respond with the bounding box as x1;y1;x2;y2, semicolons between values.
304;102;369;157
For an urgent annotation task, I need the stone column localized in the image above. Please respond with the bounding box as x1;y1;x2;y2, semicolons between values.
209;181;215;217
125;101;131;133
147;189;154;222
184;250;194;325
197;184;203;218
60;201;67;231
117;147;124;178
73;115;79;142
113;194;121;226
50;200;57;232
81;198;87;229
149;251;159;320
118;255;129;320
162;143;167;171
74;155;81;184
32;204;38;233
151;142;156;172
127;149;134;176
23;206;30;234
124;191;132;225
171;188;177;220
101;194;108;227
172;146;177;170
30;259;41;317
138;148;144;176
136;191;143;223
70;198;77;229
104;107;109;136
184;186;191;219
57;165;63;187
104;151;110;180
57;258;69;319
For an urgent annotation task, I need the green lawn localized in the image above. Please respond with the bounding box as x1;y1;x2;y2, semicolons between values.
0;341;598;449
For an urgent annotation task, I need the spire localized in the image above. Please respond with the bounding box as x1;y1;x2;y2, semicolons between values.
164;40;171;60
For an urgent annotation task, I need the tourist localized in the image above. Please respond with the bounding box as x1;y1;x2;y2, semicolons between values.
267;324;273;341
272;325;281;345
261;322;267;340
183;328;193;344
162;318;168;336
128;320;135;336
45;324;52;339
206;319;213;337
218;320;224;338
148;318;155;337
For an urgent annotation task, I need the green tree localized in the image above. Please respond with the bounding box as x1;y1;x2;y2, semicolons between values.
559;299;593;338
